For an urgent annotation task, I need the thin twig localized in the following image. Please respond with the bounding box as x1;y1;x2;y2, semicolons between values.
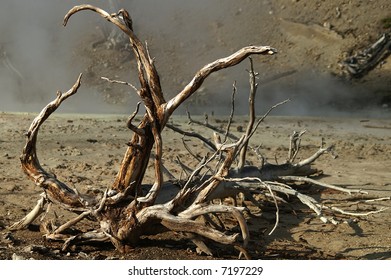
181;137;204;162
186;110;239;141
126;101;145;136
221;176;280;235
288;130;306;163
280;176;368;195
166;123;216;151
101;76;138;93
238;57;258;170
324;205;388;217
224;81;237;142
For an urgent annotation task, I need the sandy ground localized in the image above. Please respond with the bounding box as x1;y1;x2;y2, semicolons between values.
0;0;390;261
0;111;390;260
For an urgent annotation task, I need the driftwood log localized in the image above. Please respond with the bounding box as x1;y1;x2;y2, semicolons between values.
9;5;386;258
342;32;391;78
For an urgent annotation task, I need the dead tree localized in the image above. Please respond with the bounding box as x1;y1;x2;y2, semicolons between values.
9;5;386;258
9;4;276;255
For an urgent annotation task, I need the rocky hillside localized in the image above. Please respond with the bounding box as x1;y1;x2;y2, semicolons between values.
75;0;390;117
1;1;389;116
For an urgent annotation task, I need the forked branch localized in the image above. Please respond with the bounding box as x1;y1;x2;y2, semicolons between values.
165;46;277;116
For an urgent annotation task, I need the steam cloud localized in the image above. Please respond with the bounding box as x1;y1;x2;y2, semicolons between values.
0;0;252;114
0;0;119;113
0;1;387;117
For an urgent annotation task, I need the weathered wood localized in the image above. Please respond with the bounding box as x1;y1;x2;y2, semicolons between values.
20;73;87;210
13;5;384;258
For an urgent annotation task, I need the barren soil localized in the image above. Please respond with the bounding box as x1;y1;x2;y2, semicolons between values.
1;1;391;260
0;113;390;260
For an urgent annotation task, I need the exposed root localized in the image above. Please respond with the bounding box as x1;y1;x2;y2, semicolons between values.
10;4;386;259
8;194;47;231
279;175;368;195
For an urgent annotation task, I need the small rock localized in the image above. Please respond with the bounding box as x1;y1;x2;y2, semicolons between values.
3;232;16;244
323;22;332;30
87;138;98;143
105;256;119;260
23;245;49;254
23;246;34;253
12;253;25;260
78;251;88;259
